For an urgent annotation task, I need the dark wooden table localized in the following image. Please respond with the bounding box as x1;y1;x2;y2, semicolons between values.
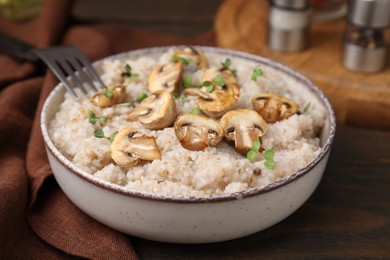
73;1;390;258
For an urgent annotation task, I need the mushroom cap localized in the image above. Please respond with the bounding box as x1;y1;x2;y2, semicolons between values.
220;109;268;155
174;114;223;151
252;93;300;123
127;92;176;130
148;62;183;93
173;46;208;69
185;68;240;118
110;127;161;167
90;84;127;108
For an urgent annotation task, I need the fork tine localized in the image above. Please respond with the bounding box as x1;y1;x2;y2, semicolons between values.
67;57;98;92
34;49;78;99
59;57;88;96
72;48;106;89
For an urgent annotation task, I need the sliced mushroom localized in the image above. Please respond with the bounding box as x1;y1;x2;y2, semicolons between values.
220;109;268;155
90;85;127;108
173;46;208;69
148;62;183;93
174;114;223;151
185;68;239;118
127;91;176;130
110;127;161;167
202;66;238;86
252;93;299;123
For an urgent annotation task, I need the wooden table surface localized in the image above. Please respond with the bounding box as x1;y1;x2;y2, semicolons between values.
73;1;390;258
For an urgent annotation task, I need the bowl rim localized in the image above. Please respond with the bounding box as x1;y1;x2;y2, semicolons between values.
40;45;336;203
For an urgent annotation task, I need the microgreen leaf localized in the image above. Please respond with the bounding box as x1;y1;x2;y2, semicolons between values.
252;140;261;151
221;58;232;69
232;69;238;78
172;56;189;65
263;149;275;161
247;150;257;162
103;88;113;98
94;129;105;138
302;102;311;114
215;74;225;87
172;92;180;99
88;111;95;118
89;117;96;124
251;67;263;81
121;64;139;80
202;80;213;87
263;149;276;169
206;84;214;93
190;107;201;114
88;111;96;124
129;73;139;80
100;116;108;122
264;160;276;169
125;64;131;72
136;92;148;103
182;75;192;88
109;131;118;143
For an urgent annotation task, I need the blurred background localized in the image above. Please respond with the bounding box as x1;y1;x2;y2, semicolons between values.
72;0;224;36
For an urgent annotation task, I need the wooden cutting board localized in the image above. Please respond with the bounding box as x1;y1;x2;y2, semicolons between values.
215;0;390;130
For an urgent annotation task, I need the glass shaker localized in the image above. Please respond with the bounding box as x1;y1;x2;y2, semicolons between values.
267;0;311;52
342;0;390;73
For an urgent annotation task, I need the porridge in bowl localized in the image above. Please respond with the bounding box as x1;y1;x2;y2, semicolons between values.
48;46;326;198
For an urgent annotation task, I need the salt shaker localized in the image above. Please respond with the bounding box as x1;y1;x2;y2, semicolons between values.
267;0;311;52
342;0;390;73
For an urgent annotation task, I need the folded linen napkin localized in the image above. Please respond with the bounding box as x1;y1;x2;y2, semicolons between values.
0;0;214;258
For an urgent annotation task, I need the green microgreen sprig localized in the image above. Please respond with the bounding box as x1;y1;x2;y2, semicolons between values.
215;74;225;87
221;58;237;77
103;88;113;98
121;64;139;80
171;56;189;65
136;92;148;103
221;58;232;69
302;102;311;114
88;111;108;127
190;107;201;114
246;140;261;162
182;75;193;88
94;129;118;143
251;67;263;81
202;80;213;93
263;149;276;169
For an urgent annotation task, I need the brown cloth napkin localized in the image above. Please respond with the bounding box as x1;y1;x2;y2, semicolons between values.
0;0;214;258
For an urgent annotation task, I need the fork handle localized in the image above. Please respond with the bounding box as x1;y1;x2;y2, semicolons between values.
0;31;38;61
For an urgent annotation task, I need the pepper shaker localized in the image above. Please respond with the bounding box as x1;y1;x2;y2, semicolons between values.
342;0;390;73
267;0;311;52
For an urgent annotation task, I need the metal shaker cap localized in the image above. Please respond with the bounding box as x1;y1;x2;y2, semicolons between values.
348;0;390;28
272;0;310;10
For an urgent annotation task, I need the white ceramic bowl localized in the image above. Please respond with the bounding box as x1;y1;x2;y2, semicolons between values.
41;46;336;244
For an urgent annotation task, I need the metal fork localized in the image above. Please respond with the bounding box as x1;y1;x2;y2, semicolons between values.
33;46;106;99
0;31;105;99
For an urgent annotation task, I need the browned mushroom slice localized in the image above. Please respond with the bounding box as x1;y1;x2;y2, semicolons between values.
127;92;176;130
110;127;161;167
185;68;239;118
220;109;268;155
174;114;223;151
173;46;208;69
148;62;183;93
90;85;127;108
252;93;300;123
